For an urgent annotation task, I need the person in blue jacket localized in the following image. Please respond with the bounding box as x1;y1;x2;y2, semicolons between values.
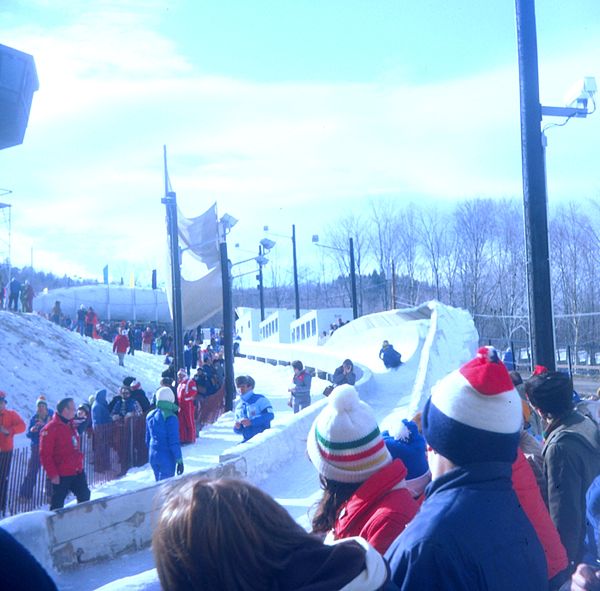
146;387;184;481
233;375;274;442
379;341;402;369
385;347;547;590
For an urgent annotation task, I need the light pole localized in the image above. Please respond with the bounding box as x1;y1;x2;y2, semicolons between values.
256;238;275;321
263;225;300;319
312;235;358;320
0;201;12;307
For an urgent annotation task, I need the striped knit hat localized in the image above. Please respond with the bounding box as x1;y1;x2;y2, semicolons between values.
423;346;522;466
307;385;391;483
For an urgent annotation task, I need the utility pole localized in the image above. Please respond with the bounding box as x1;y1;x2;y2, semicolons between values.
292;224;300;319
161;146;184;373
258;245;265;321
515;0;556;370
219;228;235;411
349;237;358;320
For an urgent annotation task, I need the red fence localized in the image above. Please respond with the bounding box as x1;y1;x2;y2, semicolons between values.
0;387;225;517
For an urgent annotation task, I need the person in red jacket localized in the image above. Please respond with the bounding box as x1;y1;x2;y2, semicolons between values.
176;368;197;444
307;385;419;554
39;397;90;510
0;391;26;515
112;328;130;367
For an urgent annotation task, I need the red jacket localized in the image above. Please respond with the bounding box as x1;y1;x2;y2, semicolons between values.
39;414;84;479
113;334;130;354
177;378;197;444
334;459;419;554
512;448;568;579
0;409;26;451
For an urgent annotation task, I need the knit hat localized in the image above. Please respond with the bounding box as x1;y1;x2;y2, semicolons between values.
525;371;573;417
423;346;521;466
382;419;430;481
155;387;175;404
36;395;48;407
306;385;391;484
122;376;136;388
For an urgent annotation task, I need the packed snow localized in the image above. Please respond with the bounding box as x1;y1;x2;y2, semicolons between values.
0;302;478;590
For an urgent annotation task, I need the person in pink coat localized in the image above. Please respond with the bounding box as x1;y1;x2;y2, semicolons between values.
176;369;197;444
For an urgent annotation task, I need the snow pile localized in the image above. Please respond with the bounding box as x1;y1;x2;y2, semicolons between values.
0;310;167;446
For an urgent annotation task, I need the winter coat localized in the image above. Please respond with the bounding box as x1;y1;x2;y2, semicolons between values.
584;474;600;563
291;370;312;400
276;536;393;591
0;409;26;452
39;414;84;479
111;396;142;418
512;448;568;581
0;527;58;591
385;462;547;591
233;390;274;442
91;390;111;426
379;346;402;368
112;334;129;354
332;366;356;386
26;409;54;446
542;410;600;565
146;405;182;473
333;460;419;555
177;378;197;444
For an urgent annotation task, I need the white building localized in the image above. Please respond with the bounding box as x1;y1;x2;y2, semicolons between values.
290;308;353;345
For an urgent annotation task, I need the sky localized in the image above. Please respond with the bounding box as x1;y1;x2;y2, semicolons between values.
1;0;599;287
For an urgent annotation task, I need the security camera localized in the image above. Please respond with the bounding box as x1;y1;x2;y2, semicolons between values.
564;76;597;109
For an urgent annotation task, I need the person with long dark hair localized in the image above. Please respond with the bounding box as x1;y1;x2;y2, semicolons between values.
153;477;394;591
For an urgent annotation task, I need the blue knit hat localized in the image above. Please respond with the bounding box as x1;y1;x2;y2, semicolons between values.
423;346;521;466
382;419;429;480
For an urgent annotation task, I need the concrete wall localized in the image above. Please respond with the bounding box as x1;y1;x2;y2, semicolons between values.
2;458;246;573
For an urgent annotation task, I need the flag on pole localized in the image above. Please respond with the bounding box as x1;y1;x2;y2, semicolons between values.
103;265;109;285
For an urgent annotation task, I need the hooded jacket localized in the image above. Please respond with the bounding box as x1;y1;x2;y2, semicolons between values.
542;410;600;565
385;462;547;591
333;459;419;555
39;414;84;480
91;390;111;427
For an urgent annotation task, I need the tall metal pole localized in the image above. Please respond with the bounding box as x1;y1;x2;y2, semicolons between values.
515;0;556;370
258;245;265;321
292;224;300;319
162;146;184;373
219;230;235;411
349;237;358;320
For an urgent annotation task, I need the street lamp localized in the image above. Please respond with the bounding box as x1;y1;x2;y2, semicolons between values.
257;238;275;321
312;235;358;320
263;225;300;319
0;201;11;307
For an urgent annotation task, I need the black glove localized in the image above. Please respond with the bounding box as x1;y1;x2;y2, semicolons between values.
176;461;184;476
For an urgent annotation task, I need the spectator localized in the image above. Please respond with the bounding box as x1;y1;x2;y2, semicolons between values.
525;371;600;567
84;307;98;338
19;396;54;500
141;326;153;353
146;387;184;481
122;377;150;414
8;277;21;311
75;305;86;336
287;360;312;413
233;375;274;443
385;347;547;590
21;280;34;313
381;418;431;499
308;385;419;554
91;389;111;427
0;527;58;590
112;328;130;367
153;477;392;591
183;341;194;376
49;300;61;324
176;368;197;444
379;340;402;369
39;397;91;510
0;391;26;515
74;403;92;438
110;386;142;419
90;389;111;473
332;359;356;386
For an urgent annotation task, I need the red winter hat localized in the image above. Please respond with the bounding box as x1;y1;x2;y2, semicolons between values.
532;365;548;376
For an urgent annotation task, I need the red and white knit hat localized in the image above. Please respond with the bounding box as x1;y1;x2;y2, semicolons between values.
307;385;392;483
423;346;522;465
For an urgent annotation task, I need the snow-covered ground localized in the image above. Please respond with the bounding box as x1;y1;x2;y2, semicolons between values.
0;303;477;590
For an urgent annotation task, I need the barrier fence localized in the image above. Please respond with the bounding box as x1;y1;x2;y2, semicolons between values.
0;387;225;518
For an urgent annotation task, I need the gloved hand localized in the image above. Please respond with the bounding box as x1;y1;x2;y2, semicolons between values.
176;461;184;476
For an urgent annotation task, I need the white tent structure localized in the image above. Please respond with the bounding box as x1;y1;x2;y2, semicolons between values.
33;285;171;324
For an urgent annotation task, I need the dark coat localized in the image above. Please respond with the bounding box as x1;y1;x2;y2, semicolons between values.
332;365;356;386
26;409;54;446
385;462;547;591
542;410;600;565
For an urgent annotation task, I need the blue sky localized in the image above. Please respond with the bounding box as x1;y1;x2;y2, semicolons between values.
1;0;599;286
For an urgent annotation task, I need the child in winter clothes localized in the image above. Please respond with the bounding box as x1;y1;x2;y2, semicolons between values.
288;360;312;413
233;375;274;442
308;385;419;554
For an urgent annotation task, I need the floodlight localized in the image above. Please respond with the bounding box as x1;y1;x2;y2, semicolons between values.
260;238;276;251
